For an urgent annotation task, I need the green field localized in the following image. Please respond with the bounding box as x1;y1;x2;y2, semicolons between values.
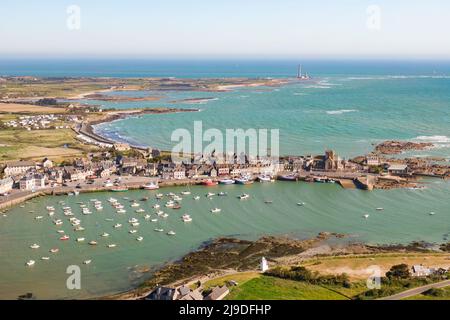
225;275;350;300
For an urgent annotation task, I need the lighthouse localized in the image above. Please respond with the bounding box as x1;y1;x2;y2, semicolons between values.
260;257;269;272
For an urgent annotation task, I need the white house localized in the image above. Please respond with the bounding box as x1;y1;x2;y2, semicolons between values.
4;161;35;177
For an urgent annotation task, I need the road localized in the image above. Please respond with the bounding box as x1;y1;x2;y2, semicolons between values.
378;279;450;300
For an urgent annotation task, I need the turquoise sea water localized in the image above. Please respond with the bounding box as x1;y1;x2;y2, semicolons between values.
1;60;450;299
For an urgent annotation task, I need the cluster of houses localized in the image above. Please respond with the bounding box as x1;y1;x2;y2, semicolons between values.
0;149;411;196
411;264;449;277
144;284;229;301
3;114;81;131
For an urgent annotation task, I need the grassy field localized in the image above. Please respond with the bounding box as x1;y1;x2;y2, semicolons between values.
0;128;94;162
0;102;66;114
224;275;351;300
303;253;450;281
405;286;450;300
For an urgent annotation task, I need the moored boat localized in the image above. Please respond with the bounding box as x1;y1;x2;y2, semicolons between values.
141;182;159;190
202;179;218;186
218;179;235;185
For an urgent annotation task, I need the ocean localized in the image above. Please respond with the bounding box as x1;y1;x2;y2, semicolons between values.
0;59;449;299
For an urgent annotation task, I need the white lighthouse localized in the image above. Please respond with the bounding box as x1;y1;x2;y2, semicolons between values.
260;257;269;272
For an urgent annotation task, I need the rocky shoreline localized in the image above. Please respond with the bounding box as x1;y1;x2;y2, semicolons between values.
374;140;434;155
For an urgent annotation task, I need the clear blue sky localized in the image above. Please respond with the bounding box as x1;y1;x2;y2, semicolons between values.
1;0;449;59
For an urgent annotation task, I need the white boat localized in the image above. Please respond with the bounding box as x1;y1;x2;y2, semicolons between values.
135;208;145;213
152;204;160;209
429;212;436;216
57;230;65;234
297;202;305;206
219;179;235;185
144;214;151;220
83;260;92;265
136;236;144;241
206;192;215;198
155;193;164;199
129;229;138;234
165;202;175;208
182;214;192;222
156;210;164;216
41;257;50;261
89;241;98;246
193;196;200;200
130;203;140;208
46;206;55;211
363;214;370;219
48;211;55;216
131;222;140;227
210;208;221;213
30;243;40;249
161;213;169;219
74;226;85;231
107;244;117;248
35;216;43;220
116;209;126;214
238;194;250;200
76;237;85;242
142;182;159;190
257;175;273;182
26;260;35;267
95;206;104;210
102;232;110;237
129;218;138;223
54;219;63;226
105;218;114;222
167;231;176;236
50;248;59;253
108;197;118;203
151;218;158;222
114;223;122;228
154;228;164;232
181;191;191;195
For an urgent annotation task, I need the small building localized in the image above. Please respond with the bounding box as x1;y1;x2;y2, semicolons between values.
412;265;432;277
388;164;409;176
366;154;380;166
145;286;178;300
4;161;35;177
113;143;131;152
19;174;45;191
0;177;14;194
42;158;54;169
204;286;229;301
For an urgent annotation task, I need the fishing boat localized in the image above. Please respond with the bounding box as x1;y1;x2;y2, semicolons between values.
102;232;110;237
202;179;218;186
151;218;158;222
26;260;35;267
41;257;50;261
210;208;221;213
60;235;70;241
50;248;59;253
141;182;159;190
182;214;192;222
83;260;92;265
89;241;98;246
238;193;250;200
136;236;144;241
76;237;85;242
107;244;117;248
30;244;40;249
35;216;43;220
167;230;176;236
278;174;298;181
181;191;191;195
234;176;254;185
129;229;137;234
219;179;235;185
114;223;122;228
109;186;128;192
154;228;164;232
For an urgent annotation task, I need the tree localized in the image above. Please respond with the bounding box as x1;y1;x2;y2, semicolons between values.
386;264;410;279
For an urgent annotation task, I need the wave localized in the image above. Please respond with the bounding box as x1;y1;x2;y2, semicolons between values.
344;75;450;81
413;135;450;150
326;109;358;115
